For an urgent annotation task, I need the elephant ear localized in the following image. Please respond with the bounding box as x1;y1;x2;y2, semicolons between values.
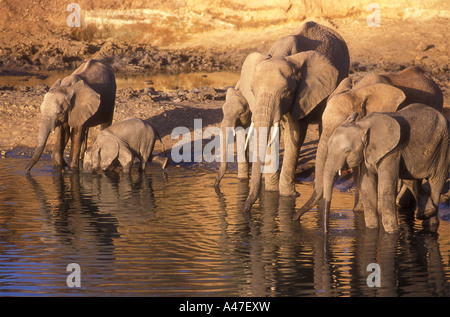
352;83;406;116
286;51;339;121
237;52;269;113
328;77;352;101
98;133;120;171
67;80;101;127
225;87;248;113
359;113;401;170
49;79;62;91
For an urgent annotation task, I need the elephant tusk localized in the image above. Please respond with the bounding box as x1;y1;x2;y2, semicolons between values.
268;122;280;148
244;122;254;151
338;169;342;176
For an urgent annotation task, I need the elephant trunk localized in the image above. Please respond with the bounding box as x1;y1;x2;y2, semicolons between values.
25;118;53;173
322;155;346;233
243;95;274;213
215;118;236;187
293;137;329;220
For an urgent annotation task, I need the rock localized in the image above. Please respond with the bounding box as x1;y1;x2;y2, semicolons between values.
416;43;434;52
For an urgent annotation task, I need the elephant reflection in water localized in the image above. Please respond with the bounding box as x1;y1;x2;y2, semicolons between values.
79;171;159;226
214;182;303;296
26;171;159;247
214;184;448;296
26;172;120;250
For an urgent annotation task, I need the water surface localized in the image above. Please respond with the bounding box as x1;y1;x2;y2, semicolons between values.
0;157;448;296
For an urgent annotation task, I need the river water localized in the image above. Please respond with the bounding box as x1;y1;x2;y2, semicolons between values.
0;156;448;297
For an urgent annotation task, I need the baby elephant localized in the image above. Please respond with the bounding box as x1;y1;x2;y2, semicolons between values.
322;103;449;233
83;118;168;173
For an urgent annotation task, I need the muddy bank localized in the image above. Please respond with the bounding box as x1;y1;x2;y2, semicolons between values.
0;38;247;75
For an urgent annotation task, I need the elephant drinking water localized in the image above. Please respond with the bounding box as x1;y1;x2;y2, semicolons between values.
241;21;350;213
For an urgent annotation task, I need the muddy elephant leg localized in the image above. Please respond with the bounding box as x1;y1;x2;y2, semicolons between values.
52;123;70;168
360;165;378;229
377;158;399;233
279;117;305;197
69;126;86;169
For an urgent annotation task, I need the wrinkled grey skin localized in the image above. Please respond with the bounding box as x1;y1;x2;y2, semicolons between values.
294;66;444;220
214;87;252;187
241;21;350;213
322;104;449;233
83;118;168;173
25;59;116;172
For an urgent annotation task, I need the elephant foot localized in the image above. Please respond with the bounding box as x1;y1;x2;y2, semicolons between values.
69;165;80;173
53;159;68;169
265;186;279;192
382;218;399;234
364;212;379;229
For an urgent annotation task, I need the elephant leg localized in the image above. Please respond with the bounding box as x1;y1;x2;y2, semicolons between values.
122;160;133;174
400;179;422;215
352;165;364;212
138;157;147;173
377;158;399;233
140;140;155;172
396;181;416;208
360;165;378;229
279;118;305;197
119;150;134;174
79;128;89;164
52;123;70;168
69;126;86;169
421;176;445;230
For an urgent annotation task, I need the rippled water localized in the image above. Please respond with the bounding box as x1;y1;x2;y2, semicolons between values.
0;157;449;297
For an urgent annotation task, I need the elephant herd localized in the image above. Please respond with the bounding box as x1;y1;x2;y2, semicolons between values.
24;21;449;234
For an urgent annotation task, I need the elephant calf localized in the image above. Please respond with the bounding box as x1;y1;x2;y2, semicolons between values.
83;118;168;173
322;103;449;233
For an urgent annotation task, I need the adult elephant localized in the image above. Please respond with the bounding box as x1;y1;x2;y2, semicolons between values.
293;66;444;220
241;21;350;213
25;59;116;172
214;53;266;187
214;87;252;187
